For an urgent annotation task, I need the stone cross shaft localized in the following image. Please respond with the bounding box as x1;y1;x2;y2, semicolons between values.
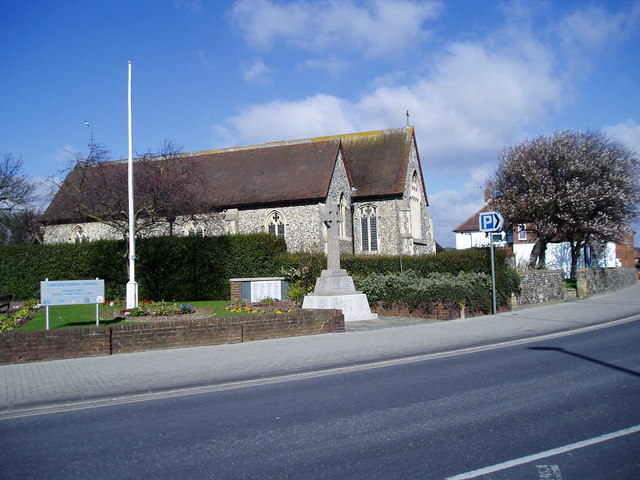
320;203;343;272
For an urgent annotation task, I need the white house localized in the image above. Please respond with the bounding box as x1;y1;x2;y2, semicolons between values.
453;201;632;277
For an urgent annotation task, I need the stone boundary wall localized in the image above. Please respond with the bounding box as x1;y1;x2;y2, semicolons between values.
0;310;344;365
577;267;637;298
515;270;566;305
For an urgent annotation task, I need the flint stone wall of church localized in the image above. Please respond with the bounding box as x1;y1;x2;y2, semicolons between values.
327;151;353;243
326;150;354;254
402;140;436;255
235;204;323;252
44;214;225;244
44;222;119;244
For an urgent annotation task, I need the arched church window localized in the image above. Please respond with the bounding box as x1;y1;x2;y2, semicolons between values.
266;211;285;237
359;205;378;252
72;225;87;243
410;171;422;239
339;193;349;238
185;220;204;237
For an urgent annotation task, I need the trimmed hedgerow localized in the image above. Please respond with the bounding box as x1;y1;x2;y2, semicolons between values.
0;240;128;300
0;237;518;308
0;234;287;301
135;234;287;300
355;270;493;313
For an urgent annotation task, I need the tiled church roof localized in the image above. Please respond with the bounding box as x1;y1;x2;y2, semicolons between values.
42;127;419;224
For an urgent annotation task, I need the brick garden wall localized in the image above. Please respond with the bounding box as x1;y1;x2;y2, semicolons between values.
373;301;509;320
0;327;111;364
0;309;344;365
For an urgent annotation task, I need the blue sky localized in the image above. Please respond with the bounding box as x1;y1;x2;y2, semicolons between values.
2;0;639;247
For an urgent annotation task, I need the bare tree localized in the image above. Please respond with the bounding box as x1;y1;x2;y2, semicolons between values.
0;208;42;245
487;130;640;278
0;153;35;214
45;139;209;239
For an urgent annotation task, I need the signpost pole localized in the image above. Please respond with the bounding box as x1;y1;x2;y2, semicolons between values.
490;234;497;315
96;277;101;326
479;212;503;316
45;278;50;330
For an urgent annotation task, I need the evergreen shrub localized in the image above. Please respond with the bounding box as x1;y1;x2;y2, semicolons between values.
356;270;492;313
0;234;286;301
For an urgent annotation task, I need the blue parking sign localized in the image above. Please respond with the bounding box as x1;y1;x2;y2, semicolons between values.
479;211;504;232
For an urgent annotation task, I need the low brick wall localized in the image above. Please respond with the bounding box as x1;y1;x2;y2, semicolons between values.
515;270;566;305
577;267;637;298
0;328;111;364
0;309;344;365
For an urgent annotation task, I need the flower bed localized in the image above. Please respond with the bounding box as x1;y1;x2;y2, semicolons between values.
118;301;196;318
0;300;40;332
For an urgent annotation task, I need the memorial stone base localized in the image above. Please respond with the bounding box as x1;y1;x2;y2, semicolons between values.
302;269;378;322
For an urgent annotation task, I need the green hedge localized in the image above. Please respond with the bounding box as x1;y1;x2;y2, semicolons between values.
0;240;128;300
1;238;519;306
0;234;287;301
356;271;493;313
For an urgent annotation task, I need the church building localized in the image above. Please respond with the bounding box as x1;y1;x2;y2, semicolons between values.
42;127;436;256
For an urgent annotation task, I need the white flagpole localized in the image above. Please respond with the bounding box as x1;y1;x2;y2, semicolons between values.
126;61;138;309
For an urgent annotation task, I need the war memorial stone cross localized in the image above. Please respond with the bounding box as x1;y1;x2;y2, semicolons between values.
320;203;343;272
301;201;378;322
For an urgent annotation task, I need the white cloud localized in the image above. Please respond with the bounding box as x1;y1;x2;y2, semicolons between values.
303;55;351;77
230;0;442;58
603;119;640;153
557;5;628;54
216;32;566;174
244;60;273;84
220;94;356;145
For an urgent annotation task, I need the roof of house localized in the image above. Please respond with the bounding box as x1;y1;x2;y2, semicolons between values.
42;127;420;224
453;203;495;233
453;201;525;238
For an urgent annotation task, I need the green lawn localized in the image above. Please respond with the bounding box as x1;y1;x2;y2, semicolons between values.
18;300;254;331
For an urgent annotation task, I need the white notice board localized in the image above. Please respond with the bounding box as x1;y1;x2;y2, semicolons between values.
40;279;105;306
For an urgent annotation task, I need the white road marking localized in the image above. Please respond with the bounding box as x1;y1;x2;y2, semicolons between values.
446;424;640;480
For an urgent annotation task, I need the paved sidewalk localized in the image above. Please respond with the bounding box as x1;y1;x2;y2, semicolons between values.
1;283;639;414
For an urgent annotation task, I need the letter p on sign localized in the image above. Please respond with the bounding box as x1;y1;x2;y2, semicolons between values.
479;211;504;232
